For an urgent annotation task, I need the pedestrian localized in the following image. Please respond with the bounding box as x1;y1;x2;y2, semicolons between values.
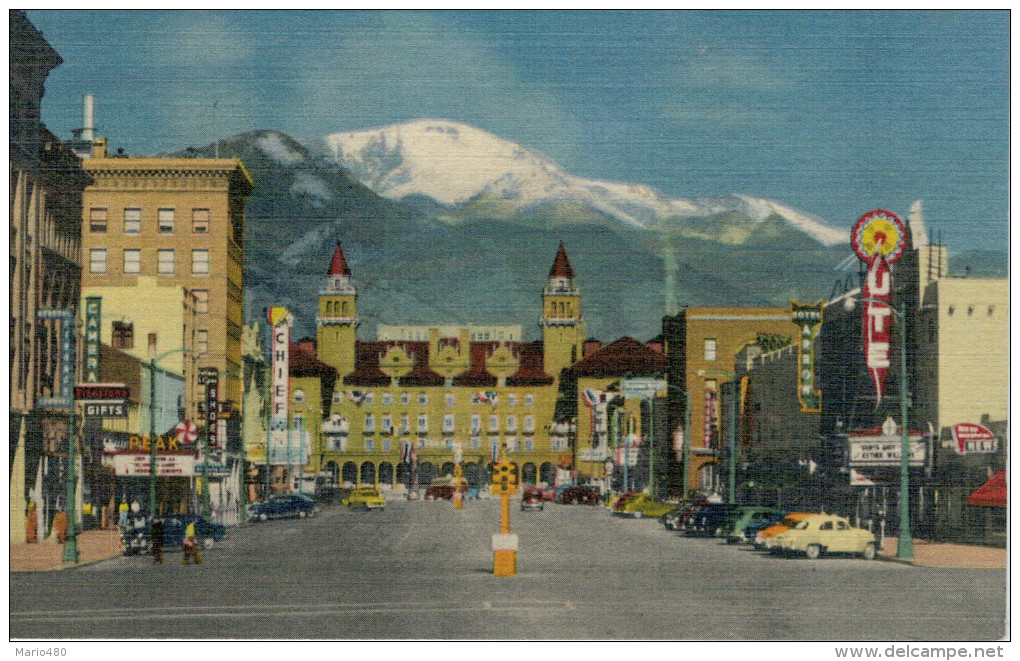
182;520;202;565
52;509;68;543
150;518;165;564
25;502;37;543
118;500;129;528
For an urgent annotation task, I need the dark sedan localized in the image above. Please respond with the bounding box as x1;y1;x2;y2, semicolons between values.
248;493;317;521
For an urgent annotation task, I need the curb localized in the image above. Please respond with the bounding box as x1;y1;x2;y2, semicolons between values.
11;551;124;573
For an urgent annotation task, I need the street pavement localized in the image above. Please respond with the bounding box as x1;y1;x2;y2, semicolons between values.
9;498;1007;640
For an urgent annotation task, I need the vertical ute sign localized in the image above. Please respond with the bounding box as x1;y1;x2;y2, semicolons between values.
851;210;906;409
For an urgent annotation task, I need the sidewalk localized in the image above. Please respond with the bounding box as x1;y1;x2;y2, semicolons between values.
878;536;1006;569
9;529;123;572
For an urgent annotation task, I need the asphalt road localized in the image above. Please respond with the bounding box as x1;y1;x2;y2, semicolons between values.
9;498;1007;640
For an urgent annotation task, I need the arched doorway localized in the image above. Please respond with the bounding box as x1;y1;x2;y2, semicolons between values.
342;462;358;487
379;462;394;486
418;462;437;485
522;462;538;485
539;462;556;486
360;461;376;485
441;462;456;477
396;462;411;486
465;462;486;486
323;461;339;487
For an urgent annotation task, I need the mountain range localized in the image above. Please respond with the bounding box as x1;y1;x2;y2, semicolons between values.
175;121;1003;342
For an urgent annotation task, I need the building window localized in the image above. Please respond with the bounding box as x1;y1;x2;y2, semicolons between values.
332;390;344;404
508;394;517;407
417;415;428;433
471;414;481;433
524;416;534;433
123;249;140;275
443;414;455;432
89;248;107;273
124;207;141;234
400;414;409;433
401;393;410;406
365;439;375;452
157;249;175;275
552;437;567;451
293;389;306;404
382;439;391;453
364;414;375;433
418;393;428;406
192;208;210;233
381;416;392;433
196;329;209;355
489;415;499;432
507;415;517;432
158;208;174;234
472;437;481;450
89;207;108;233
364;392;374;406
704;338;717;361
382;393;392;406
445;393;455;407
112;321;133;349
192;249;210;275
525;394;534;408
192;289;209;314
524;438;533;452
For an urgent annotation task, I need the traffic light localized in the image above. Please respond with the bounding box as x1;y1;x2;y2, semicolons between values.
491;459;518;495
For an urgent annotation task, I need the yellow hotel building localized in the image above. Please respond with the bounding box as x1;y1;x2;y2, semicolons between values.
292;243;585;489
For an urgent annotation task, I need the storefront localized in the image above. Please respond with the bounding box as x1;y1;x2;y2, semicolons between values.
101;435;198;515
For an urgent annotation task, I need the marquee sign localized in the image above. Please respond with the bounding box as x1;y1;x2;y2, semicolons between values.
268;307;292;465
790;300;823;412
102;452;196;477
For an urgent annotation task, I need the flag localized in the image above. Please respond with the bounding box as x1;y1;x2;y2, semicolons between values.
485;391;498;408
346;390;366;405
475;391;489;403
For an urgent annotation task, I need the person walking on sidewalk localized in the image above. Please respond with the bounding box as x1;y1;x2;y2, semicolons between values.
150;518;165;564
182;521;201;565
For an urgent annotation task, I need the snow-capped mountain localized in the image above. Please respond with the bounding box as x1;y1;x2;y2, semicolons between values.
314;119;846;246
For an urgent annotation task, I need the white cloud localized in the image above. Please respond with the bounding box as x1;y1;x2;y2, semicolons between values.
257;133;305;166
290;171;333;203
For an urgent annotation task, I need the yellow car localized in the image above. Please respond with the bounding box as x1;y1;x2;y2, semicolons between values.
772;514;877;559
341;487;386;510
615;494;676;519
754;512;818;550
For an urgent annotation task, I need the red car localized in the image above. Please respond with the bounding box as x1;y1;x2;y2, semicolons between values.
424;485;458;501
559;485;600;505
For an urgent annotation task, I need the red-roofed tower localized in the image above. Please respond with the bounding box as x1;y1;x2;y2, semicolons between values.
317;243;359;379
542;243;585;380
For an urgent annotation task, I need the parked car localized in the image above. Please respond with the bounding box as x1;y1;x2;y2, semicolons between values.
683;503;740;537
742;512;788;545
772;514;877;559
424;484;458;501
754;512;819;550
559;485;599;505
725;506;782;544
521;487;545;511
661;501;709;531
248;493;317;521
342;487;386;510
615;494;676;518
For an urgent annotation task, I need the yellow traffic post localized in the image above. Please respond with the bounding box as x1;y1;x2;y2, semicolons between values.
491;458;518;576
453;464;464;510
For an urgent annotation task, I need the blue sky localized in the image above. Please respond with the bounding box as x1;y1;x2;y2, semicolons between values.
27;10;1008;252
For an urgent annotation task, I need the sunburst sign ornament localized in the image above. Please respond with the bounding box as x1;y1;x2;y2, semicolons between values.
851;209;906;264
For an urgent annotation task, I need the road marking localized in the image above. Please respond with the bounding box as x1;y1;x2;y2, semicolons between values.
10;600;580;623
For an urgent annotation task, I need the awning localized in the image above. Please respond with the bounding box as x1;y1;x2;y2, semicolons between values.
968;470;1006;508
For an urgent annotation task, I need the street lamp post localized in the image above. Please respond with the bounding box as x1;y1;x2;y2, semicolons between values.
860;298;913;561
